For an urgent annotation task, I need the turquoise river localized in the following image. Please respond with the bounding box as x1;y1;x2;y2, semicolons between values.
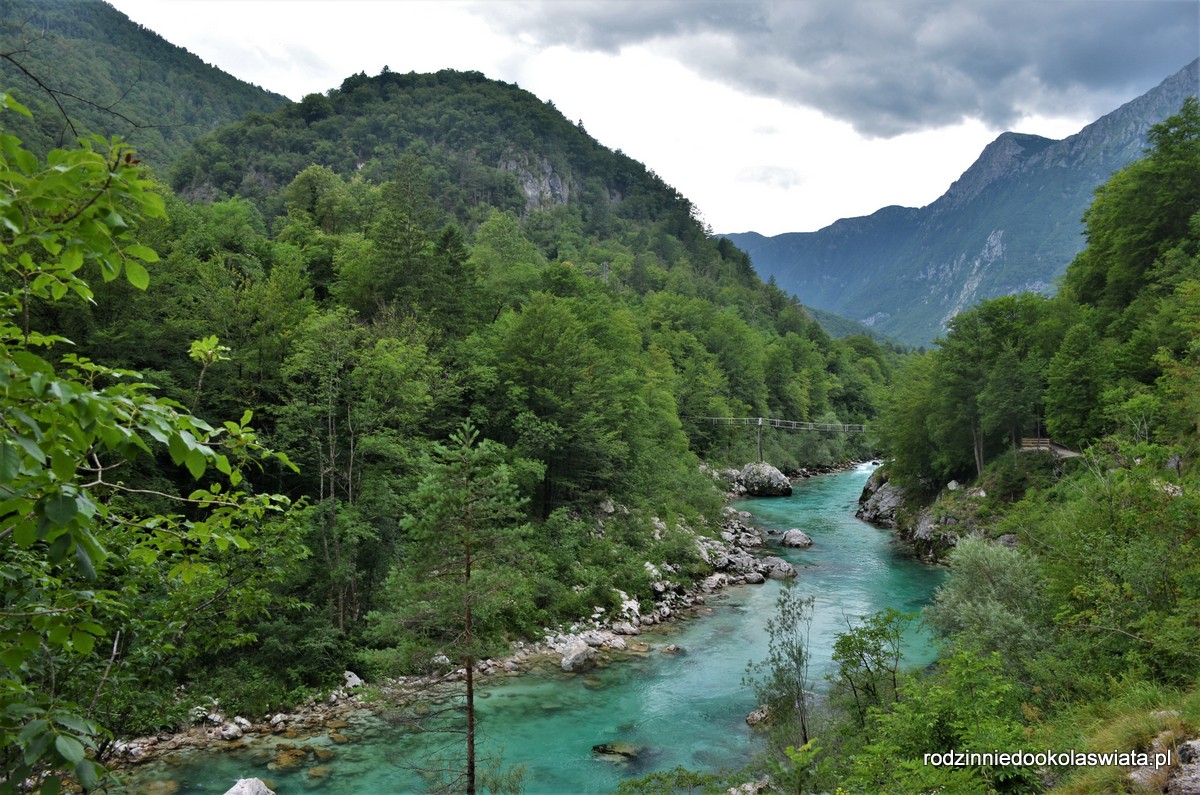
117;464;945;794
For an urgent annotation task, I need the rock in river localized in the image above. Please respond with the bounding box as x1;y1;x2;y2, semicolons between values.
781;529;813;548
593;742;642;763
758;556;798;579
224;778;275;795
738;462;793;497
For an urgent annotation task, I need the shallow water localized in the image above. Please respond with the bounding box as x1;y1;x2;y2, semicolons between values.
117;464;944;794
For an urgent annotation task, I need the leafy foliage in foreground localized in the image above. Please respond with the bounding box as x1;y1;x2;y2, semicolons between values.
0;94;301;793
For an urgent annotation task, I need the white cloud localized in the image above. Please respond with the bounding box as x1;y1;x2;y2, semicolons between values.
106;0;1194;235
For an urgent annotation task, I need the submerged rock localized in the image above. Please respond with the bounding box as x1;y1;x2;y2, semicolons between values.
593;742;642;762
268;747;308;770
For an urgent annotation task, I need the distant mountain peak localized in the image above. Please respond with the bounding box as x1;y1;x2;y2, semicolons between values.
724;59;1199;345
939;132;1057;210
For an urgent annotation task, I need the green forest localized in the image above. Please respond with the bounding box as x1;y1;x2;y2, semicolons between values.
727;100;1200;794
1;6;1198;790
0;62;897;792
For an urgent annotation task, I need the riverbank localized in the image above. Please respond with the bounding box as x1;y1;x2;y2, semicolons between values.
106;461;880;789
109;464;948;794
107;499;794;773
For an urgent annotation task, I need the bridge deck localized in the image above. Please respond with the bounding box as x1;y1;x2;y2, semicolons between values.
690;416;869;434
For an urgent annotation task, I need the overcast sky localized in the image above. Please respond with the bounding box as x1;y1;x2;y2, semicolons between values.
107;0;1198;236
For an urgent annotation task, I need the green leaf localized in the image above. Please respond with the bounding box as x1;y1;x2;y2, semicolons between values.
1;646;25;671
71;629;96;655
76;759;102;791
14;520;37;548
22;724;52;765
124;260;150;290
13;434;45;462
18;718;49;745
1;91;33;117
168;432;187;465
123;243;159;262
74;542;97;580
40;774;62;795
50;449;77;481
0;442;20;481
53;712;96;735
61;247;83;272
47;623;71;647
75;621;104;636
184;447;206;479
44;494;78;527
54;735;85;765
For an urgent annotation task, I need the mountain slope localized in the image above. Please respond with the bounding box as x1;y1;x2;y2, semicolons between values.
726;59;1199;345
0;0;288;168
169;68;709;239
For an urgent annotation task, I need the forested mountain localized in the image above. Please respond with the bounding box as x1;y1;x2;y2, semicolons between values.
3;4;1200;791
817;98;1200;795
170;68;736;252
726;58;1199;346
1;42;903;786
0;0;288;168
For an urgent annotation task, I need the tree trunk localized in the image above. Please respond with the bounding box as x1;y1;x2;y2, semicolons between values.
972;421;986;480
465;537;475;795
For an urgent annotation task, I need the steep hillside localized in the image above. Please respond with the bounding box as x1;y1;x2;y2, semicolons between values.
171;68;709;242
727;59;1199;345
0;0;288;168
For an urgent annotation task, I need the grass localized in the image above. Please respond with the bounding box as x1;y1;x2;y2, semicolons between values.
1038;679;1200;794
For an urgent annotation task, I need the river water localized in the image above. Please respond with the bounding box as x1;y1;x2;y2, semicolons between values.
117;464;944;794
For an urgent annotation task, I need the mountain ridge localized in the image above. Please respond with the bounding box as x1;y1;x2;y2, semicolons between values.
0;0;288;167
725;58;1200;345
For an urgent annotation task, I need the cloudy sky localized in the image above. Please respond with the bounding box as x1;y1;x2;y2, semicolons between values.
108;0;1198;236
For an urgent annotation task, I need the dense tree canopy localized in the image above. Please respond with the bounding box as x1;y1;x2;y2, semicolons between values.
1;60;901;791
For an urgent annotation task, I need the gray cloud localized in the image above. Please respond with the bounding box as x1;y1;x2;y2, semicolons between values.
481;0;1199;137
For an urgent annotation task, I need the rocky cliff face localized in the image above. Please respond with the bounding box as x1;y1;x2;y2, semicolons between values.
499;153;576;213
726;59;1199;346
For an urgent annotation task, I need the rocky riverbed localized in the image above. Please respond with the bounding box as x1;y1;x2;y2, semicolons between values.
107;490;801;780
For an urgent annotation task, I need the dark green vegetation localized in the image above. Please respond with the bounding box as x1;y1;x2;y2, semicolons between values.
6;4;1195;789
727;59;1199;346
0;45;897;790
0;90;304;793
0;0;287;169
708;100;1200;794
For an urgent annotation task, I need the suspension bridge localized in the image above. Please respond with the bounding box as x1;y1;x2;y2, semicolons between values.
687;416;871;461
